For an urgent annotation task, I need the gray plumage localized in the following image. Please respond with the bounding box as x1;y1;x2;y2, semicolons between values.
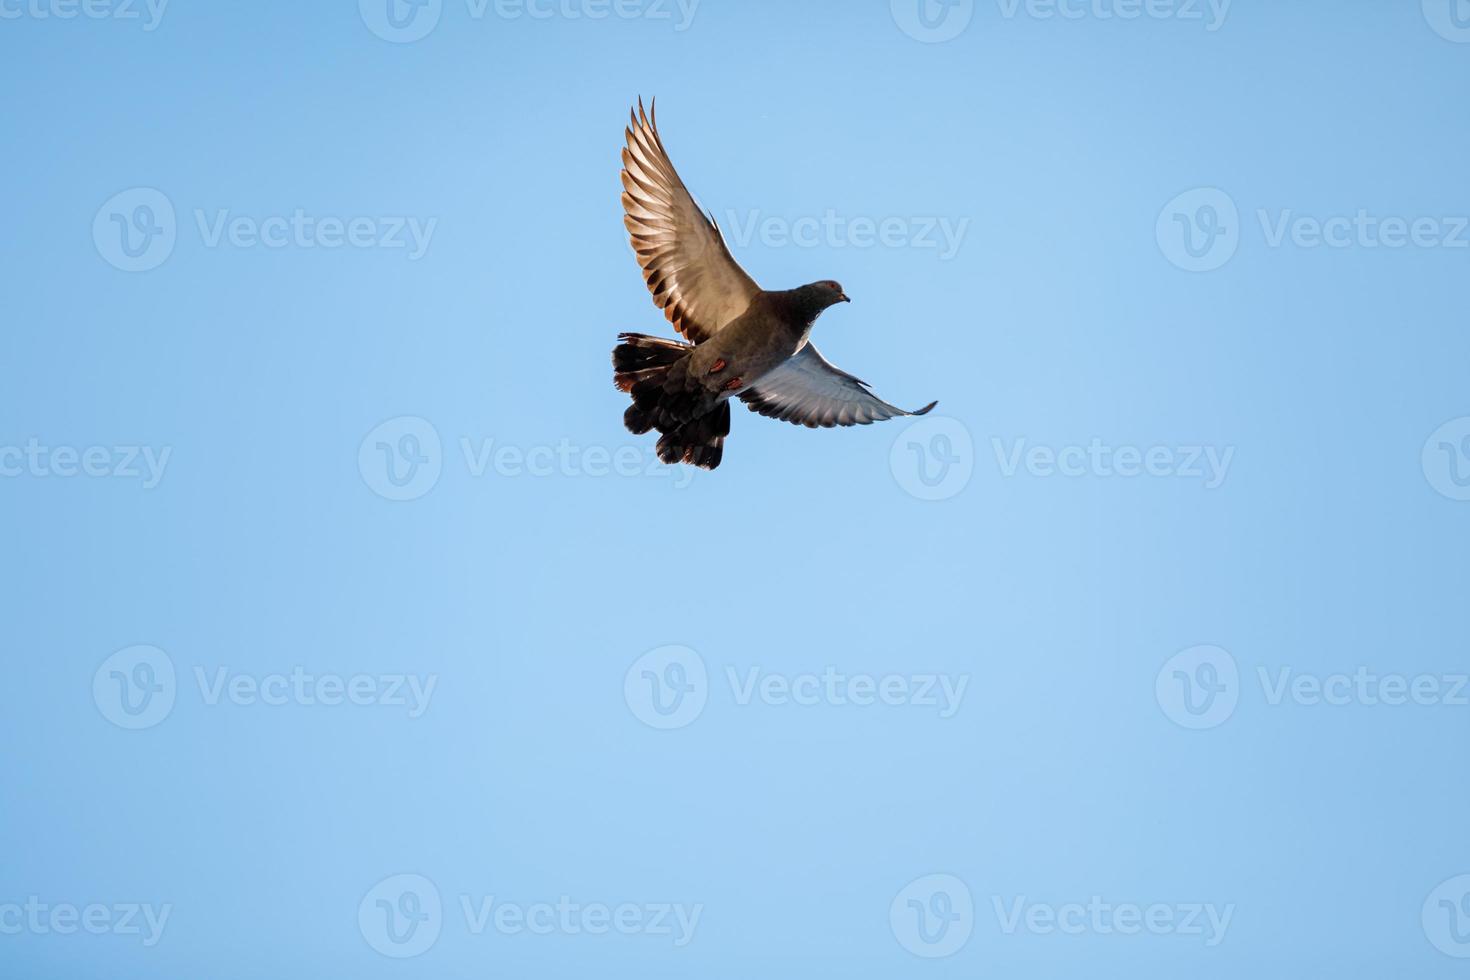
613;98;936;469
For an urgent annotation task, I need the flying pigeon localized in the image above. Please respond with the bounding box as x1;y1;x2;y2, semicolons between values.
612;99;936;470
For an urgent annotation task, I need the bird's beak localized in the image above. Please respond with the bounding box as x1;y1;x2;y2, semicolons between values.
839;293;851;303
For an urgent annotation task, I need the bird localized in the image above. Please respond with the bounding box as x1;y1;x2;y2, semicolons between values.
612;98;937;470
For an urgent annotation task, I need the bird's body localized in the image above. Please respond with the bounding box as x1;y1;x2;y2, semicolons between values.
681;288;830;399
613;99;936;469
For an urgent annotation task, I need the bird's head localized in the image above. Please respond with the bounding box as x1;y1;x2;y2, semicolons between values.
803;280;851;309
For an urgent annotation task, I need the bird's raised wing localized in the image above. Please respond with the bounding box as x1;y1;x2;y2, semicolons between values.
622;99;761;344
740;345;938;428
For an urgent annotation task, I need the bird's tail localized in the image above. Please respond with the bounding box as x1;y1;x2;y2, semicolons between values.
613;332;690;395
613;332;730;470
654;403;730;470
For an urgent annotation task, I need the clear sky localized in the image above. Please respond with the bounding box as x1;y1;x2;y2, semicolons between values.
4;1;1470;977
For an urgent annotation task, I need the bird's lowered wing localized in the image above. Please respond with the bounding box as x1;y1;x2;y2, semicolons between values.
741;345;938;428
622;98;760;344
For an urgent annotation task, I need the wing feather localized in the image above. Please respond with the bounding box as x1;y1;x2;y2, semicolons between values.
621;99;761;343
740;346;938;429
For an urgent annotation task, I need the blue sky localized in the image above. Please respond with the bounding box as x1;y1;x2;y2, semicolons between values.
3;1;1470;977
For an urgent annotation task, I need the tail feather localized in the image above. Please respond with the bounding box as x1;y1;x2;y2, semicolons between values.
613;332;690;392
613;332;731;470
656;402;731;470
